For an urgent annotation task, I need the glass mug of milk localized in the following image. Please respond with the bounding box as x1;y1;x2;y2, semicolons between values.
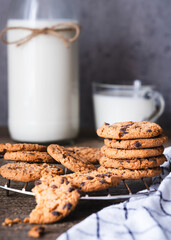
3;0;79;142
93;81;165;130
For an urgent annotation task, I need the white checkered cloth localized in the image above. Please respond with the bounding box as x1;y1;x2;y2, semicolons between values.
57;147;171;240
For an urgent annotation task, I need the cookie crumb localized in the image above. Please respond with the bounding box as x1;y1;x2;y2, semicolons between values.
23;217;30;223
13;218;22;224
2;217;22;226
2;218;13;226
28;225;45;238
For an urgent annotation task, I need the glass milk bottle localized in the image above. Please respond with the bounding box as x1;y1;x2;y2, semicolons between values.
2;0;80;142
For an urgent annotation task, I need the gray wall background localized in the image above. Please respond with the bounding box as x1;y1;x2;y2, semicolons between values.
0;0;171;132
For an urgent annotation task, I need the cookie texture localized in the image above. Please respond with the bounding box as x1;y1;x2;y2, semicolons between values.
99;155;167;169
47;144;96;172
1;143;47;152
104;134;168;149
97;121;162;139
67;146;102;164
0;162;64;182
4;151;55;163
42;171;121;192
98;166;162;180
101;145;164;159
29;178;80;224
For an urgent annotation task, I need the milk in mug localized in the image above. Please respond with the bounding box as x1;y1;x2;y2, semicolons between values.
7;19;79;142
93;93;155;129
93;82;165;130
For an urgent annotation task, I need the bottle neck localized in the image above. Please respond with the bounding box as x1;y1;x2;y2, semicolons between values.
9;0;78;20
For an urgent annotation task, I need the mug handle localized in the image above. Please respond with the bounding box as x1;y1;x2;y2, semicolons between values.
147;91;165;122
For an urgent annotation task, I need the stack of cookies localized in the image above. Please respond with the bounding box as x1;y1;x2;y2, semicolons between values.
97;121;168;179
0;143;64;182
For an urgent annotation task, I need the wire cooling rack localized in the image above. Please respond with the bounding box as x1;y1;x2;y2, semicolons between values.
0;177;156;200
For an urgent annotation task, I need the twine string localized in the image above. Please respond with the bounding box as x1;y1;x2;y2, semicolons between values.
0;22;80;48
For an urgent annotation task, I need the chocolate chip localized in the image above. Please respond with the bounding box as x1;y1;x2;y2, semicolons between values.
61;177;66;184
63;202;72;210
105;122;110;125
62;154;66;158
80;182;85;186
65;180;69;185
96;174;104;178
119;127;129;137
122;123;134;129
35;180;42;185
86;176;94;180
76;189;82;194
104;173;111;177
68;150;75;153
147;129;152;133
51;185;57;189
99;180;108;184
67;153;71;157
120;127;127;132
68;187;75;192
119;161;124;163
127;160;130;163
43;164;48;168
51;211;61;216
28;152;35;155
149;158;156;162
134;142;142;148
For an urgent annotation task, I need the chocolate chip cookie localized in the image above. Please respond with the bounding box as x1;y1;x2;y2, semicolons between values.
4;151;55;163
98;166;162;180
47;144;96;172
104;134;168;149
42;171;121;192
97;121;162;139
99;154;166;169
29;178;80;224
2;143;47;152
67;146;102;164
101;145;164;159
0;162;63;182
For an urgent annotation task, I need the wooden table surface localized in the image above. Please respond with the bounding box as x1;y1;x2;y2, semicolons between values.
0;128;170;240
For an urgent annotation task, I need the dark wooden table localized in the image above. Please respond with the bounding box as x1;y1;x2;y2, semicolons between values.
0;128;170;240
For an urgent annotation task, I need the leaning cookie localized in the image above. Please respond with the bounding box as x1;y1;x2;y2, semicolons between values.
29;178;80;224
104;134;168;149
99;155;167;169
42;171;121;192
0;162;64;182
101;145;164;159
67;146;102;164
98;166;162;180
97;121;163;139
47;144;96;172
4;151;55;163
0;143;46;153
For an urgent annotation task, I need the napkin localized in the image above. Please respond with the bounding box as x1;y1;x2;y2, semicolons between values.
57;147;171;240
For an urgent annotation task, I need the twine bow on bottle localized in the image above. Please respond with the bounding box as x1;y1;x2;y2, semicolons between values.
0;22;80;48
